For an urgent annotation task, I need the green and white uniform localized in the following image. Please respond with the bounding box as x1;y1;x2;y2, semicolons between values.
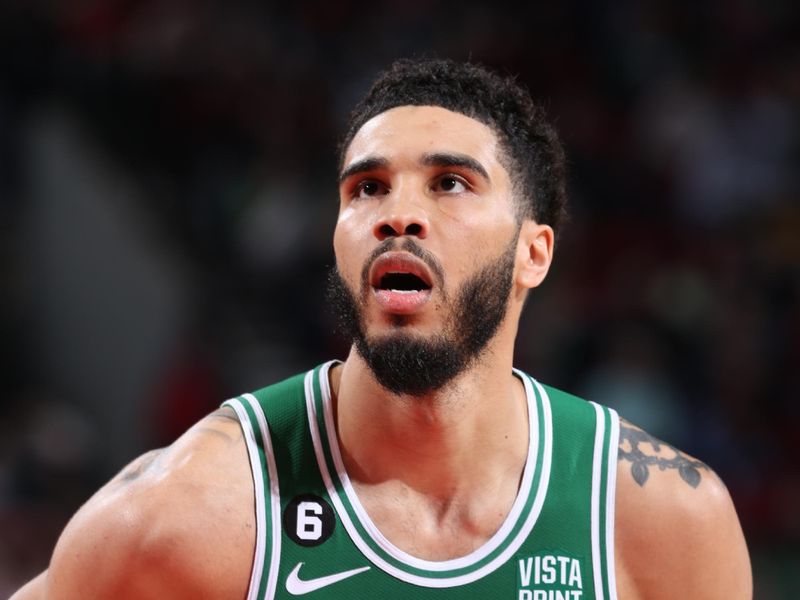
222;361;619;599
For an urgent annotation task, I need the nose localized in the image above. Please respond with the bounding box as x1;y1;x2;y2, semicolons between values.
372;192;430;241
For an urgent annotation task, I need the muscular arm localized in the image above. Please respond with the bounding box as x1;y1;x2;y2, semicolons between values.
615;419;752;599
10;408;255;600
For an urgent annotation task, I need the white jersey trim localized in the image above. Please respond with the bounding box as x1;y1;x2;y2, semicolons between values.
589;402;619;600
242;393;283;600
222;398;270;600
306;362;554;587
590;402;607;600
605;409;620;600
323;367;540;571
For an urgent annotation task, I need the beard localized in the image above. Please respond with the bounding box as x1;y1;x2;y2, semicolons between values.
326;236;517;396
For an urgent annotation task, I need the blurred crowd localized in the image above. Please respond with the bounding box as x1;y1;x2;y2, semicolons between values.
0;0;797;596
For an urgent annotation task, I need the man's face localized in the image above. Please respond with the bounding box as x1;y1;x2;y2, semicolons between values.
330;105;522;395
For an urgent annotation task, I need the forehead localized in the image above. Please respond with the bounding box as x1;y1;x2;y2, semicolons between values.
343;105;503;170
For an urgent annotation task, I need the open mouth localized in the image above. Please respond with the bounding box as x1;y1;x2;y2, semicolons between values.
377;272;432;292
368;252;435;313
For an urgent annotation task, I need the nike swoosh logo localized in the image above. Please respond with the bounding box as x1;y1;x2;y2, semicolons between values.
285;562;371;595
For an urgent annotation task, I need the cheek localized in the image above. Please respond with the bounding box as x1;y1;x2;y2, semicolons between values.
332;224;349;269
435;193;517;232
435;196;482;222
337;202;358;225
333;216;369;282
447;226;519;283
335;201;377;244
436;207;516;252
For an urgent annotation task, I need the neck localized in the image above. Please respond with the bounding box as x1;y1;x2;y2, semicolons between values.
331;336;529;500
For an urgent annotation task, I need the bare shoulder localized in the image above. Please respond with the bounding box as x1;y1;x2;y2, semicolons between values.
40;407;254;600
614;418;752;600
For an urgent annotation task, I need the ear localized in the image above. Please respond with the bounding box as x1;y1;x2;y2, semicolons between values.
516;221;554;290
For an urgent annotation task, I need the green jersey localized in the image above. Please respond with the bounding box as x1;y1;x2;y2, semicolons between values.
222;361;619;599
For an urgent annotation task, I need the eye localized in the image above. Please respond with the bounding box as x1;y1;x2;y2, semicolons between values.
352;180;389;199
432;174;470;194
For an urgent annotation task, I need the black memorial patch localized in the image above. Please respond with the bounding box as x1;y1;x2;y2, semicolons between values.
283;494;336;547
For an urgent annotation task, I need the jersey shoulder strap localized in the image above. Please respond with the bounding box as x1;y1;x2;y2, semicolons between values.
221;370;311;600
523;378;619;600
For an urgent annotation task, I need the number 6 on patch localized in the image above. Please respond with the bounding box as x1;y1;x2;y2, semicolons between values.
296;501;323;540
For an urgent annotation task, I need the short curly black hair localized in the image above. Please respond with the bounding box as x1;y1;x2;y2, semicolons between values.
339;58;567;233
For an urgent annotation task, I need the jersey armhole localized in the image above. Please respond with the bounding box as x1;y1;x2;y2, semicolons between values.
589;402;620;600
223;395;282;600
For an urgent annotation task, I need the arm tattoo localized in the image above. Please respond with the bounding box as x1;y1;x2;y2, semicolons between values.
196;408;242;444
618;422;709;488
119;449;162;483
209;407;240;424
119;410;241;484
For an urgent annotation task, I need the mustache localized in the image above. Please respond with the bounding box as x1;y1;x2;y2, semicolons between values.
359;238;445;293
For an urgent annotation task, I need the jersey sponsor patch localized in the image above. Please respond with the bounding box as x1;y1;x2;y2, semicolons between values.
516;552;585;599
283;494;336;547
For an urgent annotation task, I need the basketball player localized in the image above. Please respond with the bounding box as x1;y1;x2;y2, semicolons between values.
12;59;751;599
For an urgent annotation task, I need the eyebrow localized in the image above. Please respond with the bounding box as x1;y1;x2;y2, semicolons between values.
420;152;490;182
339;152;490;185
339;157;389;184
